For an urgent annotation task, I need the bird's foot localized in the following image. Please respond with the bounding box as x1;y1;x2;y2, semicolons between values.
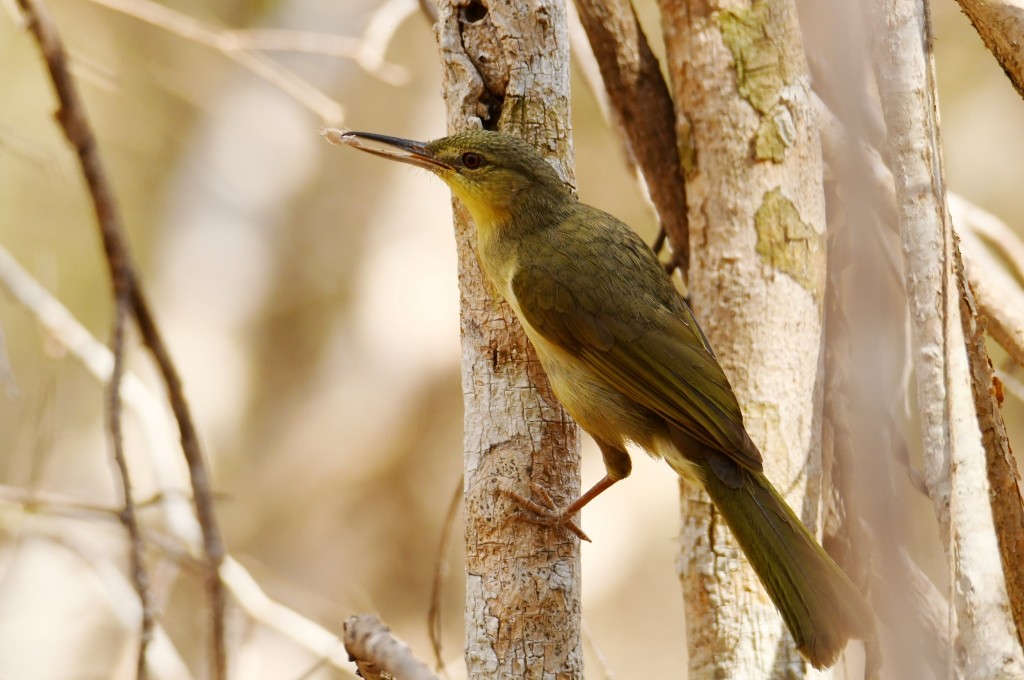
500;483;591;542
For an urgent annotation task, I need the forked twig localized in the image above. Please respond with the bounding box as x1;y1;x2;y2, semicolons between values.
15;0;227;676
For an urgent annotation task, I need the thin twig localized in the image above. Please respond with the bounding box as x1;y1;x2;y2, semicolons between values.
15;1;227;676
998;367;1024;404
39;530;194;680
428;476;462;673
129;281;227;680
0;244;363;676
0;483;134;519
951;193;1024;282
85;0;343;122
225;29;409;86
219;559;353;673
581;622;617;680
955;213;1024;370
108;289;154;679
17;0;154;674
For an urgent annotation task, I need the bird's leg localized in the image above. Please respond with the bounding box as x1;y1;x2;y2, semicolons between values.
501;475;621;543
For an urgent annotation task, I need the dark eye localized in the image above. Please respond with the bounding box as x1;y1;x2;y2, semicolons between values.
461;152;484;169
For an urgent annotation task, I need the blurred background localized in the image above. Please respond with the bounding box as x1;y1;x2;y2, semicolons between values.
0;0;1022;677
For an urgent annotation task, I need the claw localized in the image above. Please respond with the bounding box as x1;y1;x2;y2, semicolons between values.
499;485;592;542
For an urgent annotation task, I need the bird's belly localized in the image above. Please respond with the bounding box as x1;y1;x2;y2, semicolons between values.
528;334;663;451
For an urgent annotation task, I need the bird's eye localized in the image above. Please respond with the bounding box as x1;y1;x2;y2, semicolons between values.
461;152;484;169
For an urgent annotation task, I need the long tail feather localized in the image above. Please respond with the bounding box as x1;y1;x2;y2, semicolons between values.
701;465;875;669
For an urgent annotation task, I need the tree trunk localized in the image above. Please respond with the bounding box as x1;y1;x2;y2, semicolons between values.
433;2;583;678
658;0;830;675
861;0;1024;675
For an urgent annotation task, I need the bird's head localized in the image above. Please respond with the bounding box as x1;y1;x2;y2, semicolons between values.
334;129;570;231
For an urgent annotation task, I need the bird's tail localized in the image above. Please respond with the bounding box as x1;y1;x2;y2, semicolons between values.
700;465;875;669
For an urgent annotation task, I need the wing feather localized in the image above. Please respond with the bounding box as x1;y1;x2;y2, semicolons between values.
510;231;762;473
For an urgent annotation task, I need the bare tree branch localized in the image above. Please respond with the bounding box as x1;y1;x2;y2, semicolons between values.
14;0;227;676
816;72;1024;655
427;476;462;672
950;196;1024;370
108;290;154;680
84;0;344;121
954;0;1024;100
862;0;1024;672
952;235;1024;649
571;0;689;274
953;192;1024;280
344;615;439;680
0;243;366;676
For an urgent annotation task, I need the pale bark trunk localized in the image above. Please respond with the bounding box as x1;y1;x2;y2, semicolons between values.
433;2;583;678
861;0;1024;675
657;0;829;675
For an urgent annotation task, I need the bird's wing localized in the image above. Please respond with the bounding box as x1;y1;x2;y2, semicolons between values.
509;235;762;473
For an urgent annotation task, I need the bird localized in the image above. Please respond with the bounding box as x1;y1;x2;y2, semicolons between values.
330;127;874;669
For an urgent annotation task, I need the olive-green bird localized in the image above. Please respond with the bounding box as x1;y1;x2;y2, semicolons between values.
334;128;874;669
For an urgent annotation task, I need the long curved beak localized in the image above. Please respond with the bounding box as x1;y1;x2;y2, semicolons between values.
323;129;451;172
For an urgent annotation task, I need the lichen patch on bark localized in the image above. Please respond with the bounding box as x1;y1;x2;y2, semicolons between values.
716;0;804;162
754;188;824;296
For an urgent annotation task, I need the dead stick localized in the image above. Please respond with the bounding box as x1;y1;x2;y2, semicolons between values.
15;0;226;676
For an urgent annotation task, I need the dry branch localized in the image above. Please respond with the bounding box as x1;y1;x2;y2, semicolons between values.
344;615;438;680
817;92;1024;373
861;0;1024;673
952;238;1024;649
816;68;1024;658
427;477;462;671
951;196;1024;370
0;244;364;676
572;0;689;273
85;0;345;121
954;0;1024;100
18;0;151;674
107;291;154;679
34;523;194;680
15;0;227;676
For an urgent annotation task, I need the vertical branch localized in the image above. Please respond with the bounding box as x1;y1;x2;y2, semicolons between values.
571;0;690;273
15;0;227;677
954;240;1024;649
434;0;582;677
861;0;1024;674
657;0;830;675
107;291;154;679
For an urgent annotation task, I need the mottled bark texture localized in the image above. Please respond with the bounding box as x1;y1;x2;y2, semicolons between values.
657;0;829;675
433;1;583;678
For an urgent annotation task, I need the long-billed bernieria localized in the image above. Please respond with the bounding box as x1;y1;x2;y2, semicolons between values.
330;128;874;669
